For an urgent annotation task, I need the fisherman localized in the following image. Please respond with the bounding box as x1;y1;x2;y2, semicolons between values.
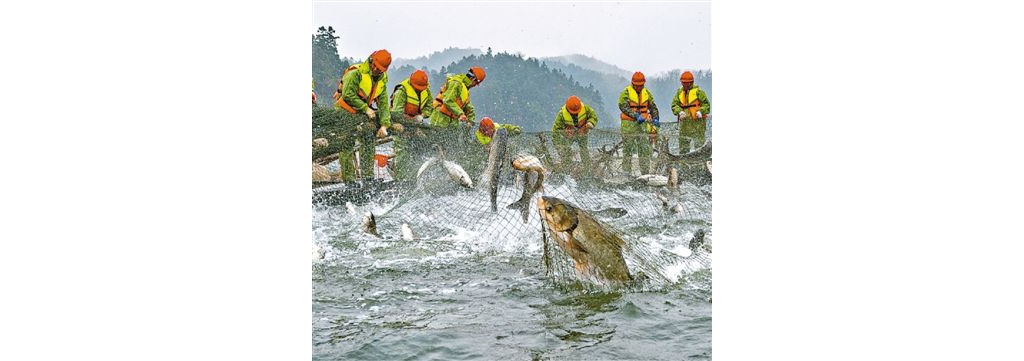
475;117;521;146
389;69;433;179
618;71;660;175
390;69;434;123
431;66;486;128
332;49;396;181
671;70;711;152
552;95;598;176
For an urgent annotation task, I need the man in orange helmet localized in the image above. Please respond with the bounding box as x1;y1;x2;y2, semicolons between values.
475;116;521;146
431;66;486;128
333;49;394;181
390;69;434;123
552;95;599;176
618;71;660;175
388;69;434;179
672;70;711;152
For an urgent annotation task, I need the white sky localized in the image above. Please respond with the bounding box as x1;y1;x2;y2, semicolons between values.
312;1;711;75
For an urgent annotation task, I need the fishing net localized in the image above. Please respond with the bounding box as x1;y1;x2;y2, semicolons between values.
312;106;712;290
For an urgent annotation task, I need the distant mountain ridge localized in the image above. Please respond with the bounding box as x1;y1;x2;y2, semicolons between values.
541;54;629;76
391;47;483;72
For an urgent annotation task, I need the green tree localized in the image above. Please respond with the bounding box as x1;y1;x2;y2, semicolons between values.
312;26;350;104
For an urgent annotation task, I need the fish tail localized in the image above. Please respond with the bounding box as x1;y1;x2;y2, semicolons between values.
507;198;527;211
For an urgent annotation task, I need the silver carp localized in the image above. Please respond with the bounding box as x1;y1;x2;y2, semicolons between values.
637;174;669;187
416;145;474;189
507;153;546;223
483;128;509;211
361;211;380;237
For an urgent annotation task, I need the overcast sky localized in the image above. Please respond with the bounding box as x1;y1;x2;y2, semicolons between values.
312;1;710;75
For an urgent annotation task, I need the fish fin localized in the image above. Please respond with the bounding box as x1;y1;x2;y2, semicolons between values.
567;235;588;254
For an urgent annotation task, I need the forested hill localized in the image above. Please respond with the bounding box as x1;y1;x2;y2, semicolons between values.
542;54;629;76
424;51;605;132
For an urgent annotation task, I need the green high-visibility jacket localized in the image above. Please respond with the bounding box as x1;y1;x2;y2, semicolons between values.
390;79;434;118
435;74;476;121
338;58;391;127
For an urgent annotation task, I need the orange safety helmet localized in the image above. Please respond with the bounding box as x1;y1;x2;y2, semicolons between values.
565;96;582;114
680;71;694;84
410;70;429;91
468;67;486;84
479;117;495;137
370;49;392;72
631;71;646;86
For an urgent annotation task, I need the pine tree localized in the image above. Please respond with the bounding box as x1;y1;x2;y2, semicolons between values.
312;26;349;104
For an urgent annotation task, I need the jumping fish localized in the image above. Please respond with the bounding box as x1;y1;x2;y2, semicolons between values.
537;196;632;284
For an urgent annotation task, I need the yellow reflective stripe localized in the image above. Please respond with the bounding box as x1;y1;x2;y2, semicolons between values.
357;65;384;101
457;81;469;103
401;80;423;107
625;86;649;105
560;105;588;126
679;88;700;105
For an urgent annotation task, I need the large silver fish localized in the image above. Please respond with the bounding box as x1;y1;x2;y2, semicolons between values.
507;153;545;223
636;174;669;186
537;196;632;285
361;212;380;237
482;128;508;211
416;145;474;189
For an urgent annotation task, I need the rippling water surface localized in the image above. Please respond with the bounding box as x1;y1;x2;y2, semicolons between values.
312;182;711;360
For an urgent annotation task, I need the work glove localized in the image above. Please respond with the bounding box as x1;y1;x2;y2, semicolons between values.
678;113;686;121
376;126;388;138
652;117;661;128
635;112;645;124
696;111;703;120
365;108;376;119
414;114;424;123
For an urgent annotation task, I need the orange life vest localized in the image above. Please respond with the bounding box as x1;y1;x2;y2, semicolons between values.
679;87;702;120
391;79;431;117
620;86;653;121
